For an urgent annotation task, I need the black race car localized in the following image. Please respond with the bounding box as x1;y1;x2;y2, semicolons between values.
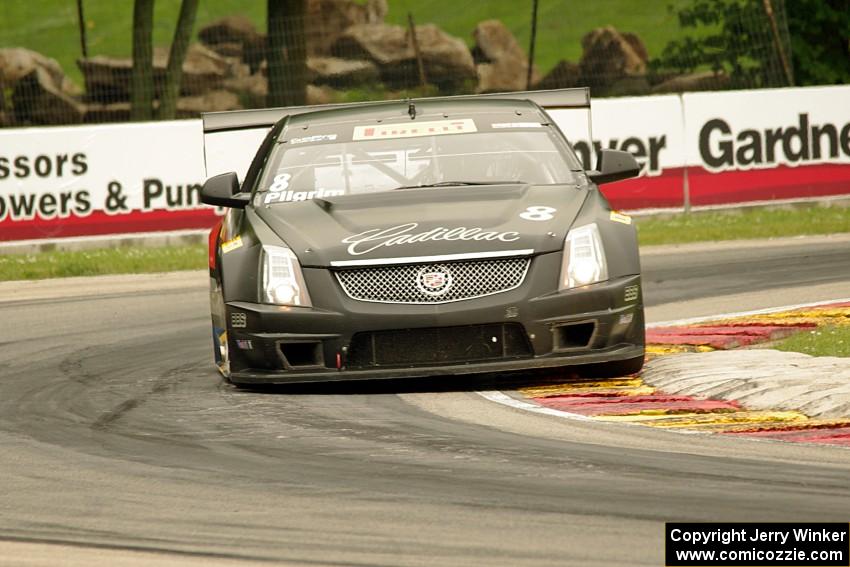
201;88;644;386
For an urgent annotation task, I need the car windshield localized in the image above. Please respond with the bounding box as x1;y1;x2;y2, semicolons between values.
255;129;577;205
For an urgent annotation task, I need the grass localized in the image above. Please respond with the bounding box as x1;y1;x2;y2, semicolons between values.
0;245;206;281
773;326;850;357
1;205;848;282
384;0;696;75
635;206;850;246
2;0;695;88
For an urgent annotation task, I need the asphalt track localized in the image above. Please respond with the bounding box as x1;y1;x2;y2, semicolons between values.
1;234;849;567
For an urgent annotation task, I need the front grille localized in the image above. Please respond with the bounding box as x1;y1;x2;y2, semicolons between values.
335;257;530;304
347;323;533;368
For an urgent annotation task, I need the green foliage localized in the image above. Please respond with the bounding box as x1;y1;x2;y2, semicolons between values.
0;245;207;281
774;326;850;357
650;0;789;88
635;205;850;246
786;0;850;85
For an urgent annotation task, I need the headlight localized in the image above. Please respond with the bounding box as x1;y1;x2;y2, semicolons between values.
260;245;311;306
559;223;608;289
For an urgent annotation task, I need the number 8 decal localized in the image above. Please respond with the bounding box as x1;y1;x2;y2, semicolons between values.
519;206;557;221
270;173;291;192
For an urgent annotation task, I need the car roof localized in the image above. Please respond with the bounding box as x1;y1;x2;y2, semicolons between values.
283;98;547;129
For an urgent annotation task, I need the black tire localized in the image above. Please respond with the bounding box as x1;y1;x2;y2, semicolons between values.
577;355;645;378
209;275;232;382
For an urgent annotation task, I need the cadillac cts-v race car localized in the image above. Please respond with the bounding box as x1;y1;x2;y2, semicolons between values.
201;88;645;386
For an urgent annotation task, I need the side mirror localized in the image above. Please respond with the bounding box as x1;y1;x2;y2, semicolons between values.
588;149;641;185
201;172;249;208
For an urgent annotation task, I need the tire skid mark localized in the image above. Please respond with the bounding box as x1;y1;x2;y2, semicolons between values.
517;302;850;446
59;346;107;386
0;534;283;564
91;364;198;431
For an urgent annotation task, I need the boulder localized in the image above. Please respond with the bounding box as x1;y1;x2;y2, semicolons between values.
306;84;337;105
622;32;649;64
471;20;538;93
78;43;230;103
332;23;476;91
84;90;243;121
83;102;131;123
198;2;389;72
306;56;379;88
0;48;65;87
222;73;267;108
603;75;651;97
205;41;244;60
472;20;525;64
199;15;260;47
652;70;730;93
176;89;242;118
534;60;582;90
60;76;83;97
476;60;531;93
307;0;388;55
199;14;267;73
77;57;132;102
173;43;230;95
579;26;647;94
11;67;84;125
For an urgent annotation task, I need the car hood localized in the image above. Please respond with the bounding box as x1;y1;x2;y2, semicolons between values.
254;184;587;267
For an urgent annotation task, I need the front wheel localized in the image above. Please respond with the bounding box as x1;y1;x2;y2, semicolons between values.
577;355;644;379
209;276;232;381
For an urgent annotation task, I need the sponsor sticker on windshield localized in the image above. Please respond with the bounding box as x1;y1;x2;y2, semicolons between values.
353;119;477;141
289;134;338;144
492;122;543;129
266;188;345;204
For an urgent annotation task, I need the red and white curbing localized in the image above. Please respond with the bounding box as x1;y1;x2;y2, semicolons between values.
482;299;850;446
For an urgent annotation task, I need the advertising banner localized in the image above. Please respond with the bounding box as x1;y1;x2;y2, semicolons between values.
550;94;687;210
682;85;850;206
0;120;213;241
1;85;849;243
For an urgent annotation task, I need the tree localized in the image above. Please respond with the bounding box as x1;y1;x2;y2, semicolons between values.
786;0;850;85
267;0;307;107
130;0;154;121
650;0;792;89
157;0;200;119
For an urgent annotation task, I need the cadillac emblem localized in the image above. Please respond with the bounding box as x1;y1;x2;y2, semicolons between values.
416;265;453;297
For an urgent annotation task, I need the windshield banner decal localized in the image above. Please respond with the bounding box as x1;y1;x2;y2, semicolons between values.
353;119;477;141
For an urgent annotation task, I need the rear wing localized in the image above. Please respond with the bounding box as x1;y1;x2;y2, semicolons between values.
201;87;591;178
202;87;590;134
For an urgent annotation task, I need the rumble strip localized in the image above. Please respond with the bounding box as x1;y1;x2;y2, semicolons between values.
480;299;850;446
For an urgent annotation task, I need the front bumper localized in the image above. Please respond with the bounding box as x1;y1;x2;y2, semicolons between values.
223;253;644;385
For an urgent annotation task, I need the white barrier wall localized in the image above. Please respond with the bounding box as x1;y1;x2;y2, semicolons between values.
1;85;849;242
0;120;211;241
682;85;850;205
549;94;687;209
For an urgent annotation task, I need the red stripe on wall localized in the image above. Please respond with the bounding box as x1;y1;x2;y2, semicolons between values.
687;162;850;206
0;209;222;241
600;168;685;210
